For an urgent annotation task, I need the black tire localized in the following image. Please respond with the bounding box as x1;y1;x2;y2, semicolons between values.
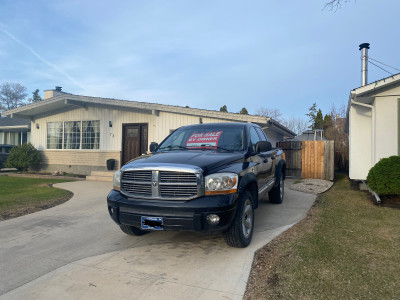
269;174;284;204
223;190;254;248
119;224;148;236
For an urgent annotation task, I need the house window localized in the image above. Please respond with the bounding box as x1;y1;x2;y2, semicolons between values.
64;121;81;149
82;121;100;149
47;122;63;149
47;120;100;150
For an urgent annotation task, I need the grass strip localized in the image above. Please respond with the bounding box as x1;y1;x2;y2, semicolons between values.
245;174;400;299
0;176;73;220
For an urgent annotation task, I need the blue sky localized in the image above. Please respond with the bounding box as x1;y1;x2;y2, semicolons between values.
1;0;399;120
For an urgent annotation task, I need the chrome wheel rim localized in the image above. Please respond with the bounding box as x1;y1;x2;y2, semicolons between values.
241;199;253;239
280;178;284;201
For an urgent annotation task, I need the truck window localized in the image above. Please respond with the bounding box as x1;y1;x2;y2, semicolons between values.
249;127;261;152
255;127;268;142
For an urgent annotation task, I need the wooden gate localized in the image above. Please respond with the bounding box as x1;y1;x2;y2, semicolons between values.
278;140;302;178
278;140;334;181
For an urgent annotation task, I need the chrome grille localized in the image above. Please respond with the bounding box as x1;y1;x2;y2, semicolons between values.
121;182;152;196
160;185;198;197
160;171;197;183
122;170;152;181
121;168;201;200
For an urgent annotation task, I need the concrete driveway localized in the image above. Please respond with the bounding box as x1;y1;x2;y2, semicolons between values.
0;179;316;300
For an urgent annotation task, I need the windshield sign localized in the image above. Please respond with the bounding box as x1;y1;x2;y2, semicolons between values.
158;126;244;152
186;131;222;148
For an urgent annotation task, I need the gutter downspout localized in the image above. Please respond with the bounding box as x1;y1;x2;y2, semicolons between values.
350;98;376;167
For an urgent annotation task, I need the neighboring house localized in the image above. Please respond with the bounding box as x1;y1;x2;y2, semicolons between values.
349;73;400;180
2;87;295;175
285;129;328;141
0;117;31;145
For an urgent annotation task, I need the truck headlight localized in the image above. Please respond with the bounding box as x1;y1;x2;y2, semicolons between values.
113;170;121;191
205;173;238;195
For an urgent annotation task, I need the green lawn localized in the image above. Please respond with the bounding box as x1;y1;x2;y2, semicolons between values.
0;176;73;219
246;174;400;299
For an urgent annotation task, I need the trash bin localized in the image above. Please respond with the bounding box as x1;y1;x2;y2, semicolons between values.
106;159;115;171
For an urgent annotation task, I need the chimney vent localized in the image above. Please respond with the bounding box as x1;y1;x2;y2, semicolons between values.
359;43;370;86
55;86;62;92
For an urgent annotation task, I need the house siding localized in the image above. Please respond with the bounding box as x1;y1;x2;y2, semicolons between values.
398;98;400;156
374;97;398;162
31;107;239;152
349;104;372;180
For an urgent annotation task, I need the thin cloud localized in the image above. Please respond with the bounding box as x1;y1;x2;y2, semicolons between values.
0;23;87;91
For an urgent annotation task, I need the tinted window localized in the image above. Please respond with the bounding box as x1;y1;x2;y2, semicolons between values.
249;127;261;152
255;127;268;141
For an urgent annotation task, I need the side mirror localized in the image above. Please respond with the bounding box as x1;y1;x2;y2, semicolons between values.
149;142;159;152
255;141;272;153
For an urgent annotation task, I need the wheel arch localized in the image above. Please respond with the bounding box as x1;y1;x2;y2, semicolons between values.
238;173;259;209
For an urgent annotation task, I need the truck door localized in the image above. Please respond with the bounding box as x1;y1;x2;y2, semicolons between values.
248;127;269;190
255;127;276;183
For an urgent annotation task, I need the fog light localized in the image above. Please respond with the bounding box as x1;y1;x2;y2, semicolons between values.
206;214;220;225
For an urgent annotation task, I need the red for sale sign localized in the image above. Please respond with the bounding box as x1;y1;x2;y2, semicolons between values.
186;131;223;148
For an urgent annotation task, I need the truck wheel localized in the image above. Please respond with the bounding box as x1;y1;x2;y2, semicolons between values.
119;224;148;236
223;190;254;248
269;174;284;204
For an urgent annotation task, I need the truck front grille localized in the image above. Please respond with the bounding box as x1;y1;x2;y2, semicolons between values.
121;169;202;200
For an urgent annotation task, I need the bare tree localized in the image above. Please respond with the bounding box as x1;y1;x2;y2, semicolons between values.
324;0;351;11
281;116;309;135
325;103;349;170
0;82;28;111
255;107;283;122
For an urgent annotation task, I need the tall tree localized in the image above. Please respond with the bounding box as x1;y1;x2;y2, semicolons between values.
29;89;42;103
313;109;324;130
306;102;317;128
0;82;28;110
323;114;333;130
220;105;228;112
239;107;248;115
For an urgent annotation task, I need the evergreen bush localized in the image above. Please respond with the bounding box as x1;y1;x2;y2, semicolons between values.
4;143;41;171
367;156;400;195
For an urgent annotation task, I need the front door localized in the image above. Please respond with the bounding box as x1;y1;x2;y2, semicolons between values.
122;124;148;165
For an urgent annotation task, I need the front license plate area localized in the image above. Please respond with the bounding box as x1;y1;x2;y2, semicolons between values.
141;216;163;230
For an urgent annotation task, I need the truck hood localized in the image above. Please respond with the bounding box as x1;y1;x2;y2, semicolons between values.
123;150;244;174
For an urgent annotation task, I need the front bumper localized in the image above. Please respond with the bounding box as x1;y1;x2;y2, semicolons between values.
107;190;239;233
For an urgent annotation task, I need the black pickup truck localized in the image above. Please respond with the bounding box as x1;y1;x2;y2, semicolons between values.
107;122;286;247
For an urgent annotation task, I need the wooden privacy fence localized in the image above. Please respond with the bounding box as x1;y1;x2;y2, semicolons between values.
278;140;334;181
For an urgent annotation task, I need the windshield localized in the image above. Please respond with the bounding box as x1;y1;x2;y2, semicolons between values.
158;125;245;151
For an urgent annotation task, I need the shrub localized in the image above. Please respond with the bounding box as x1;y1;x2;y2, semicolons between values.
367;156;400;195
4;143;41;171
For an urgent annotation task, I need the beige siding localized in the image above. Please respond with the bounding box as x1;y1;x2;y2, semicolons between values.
374;96;399;162
31;107;241;152
349;104;372;180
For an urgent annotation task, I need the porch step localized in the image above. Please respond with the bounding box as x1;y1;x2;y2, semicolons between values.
86;171;114;182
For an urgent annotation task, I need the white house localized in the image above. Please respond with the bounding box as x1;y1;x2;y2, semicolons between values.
349;73;400;180
3;87;295;175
